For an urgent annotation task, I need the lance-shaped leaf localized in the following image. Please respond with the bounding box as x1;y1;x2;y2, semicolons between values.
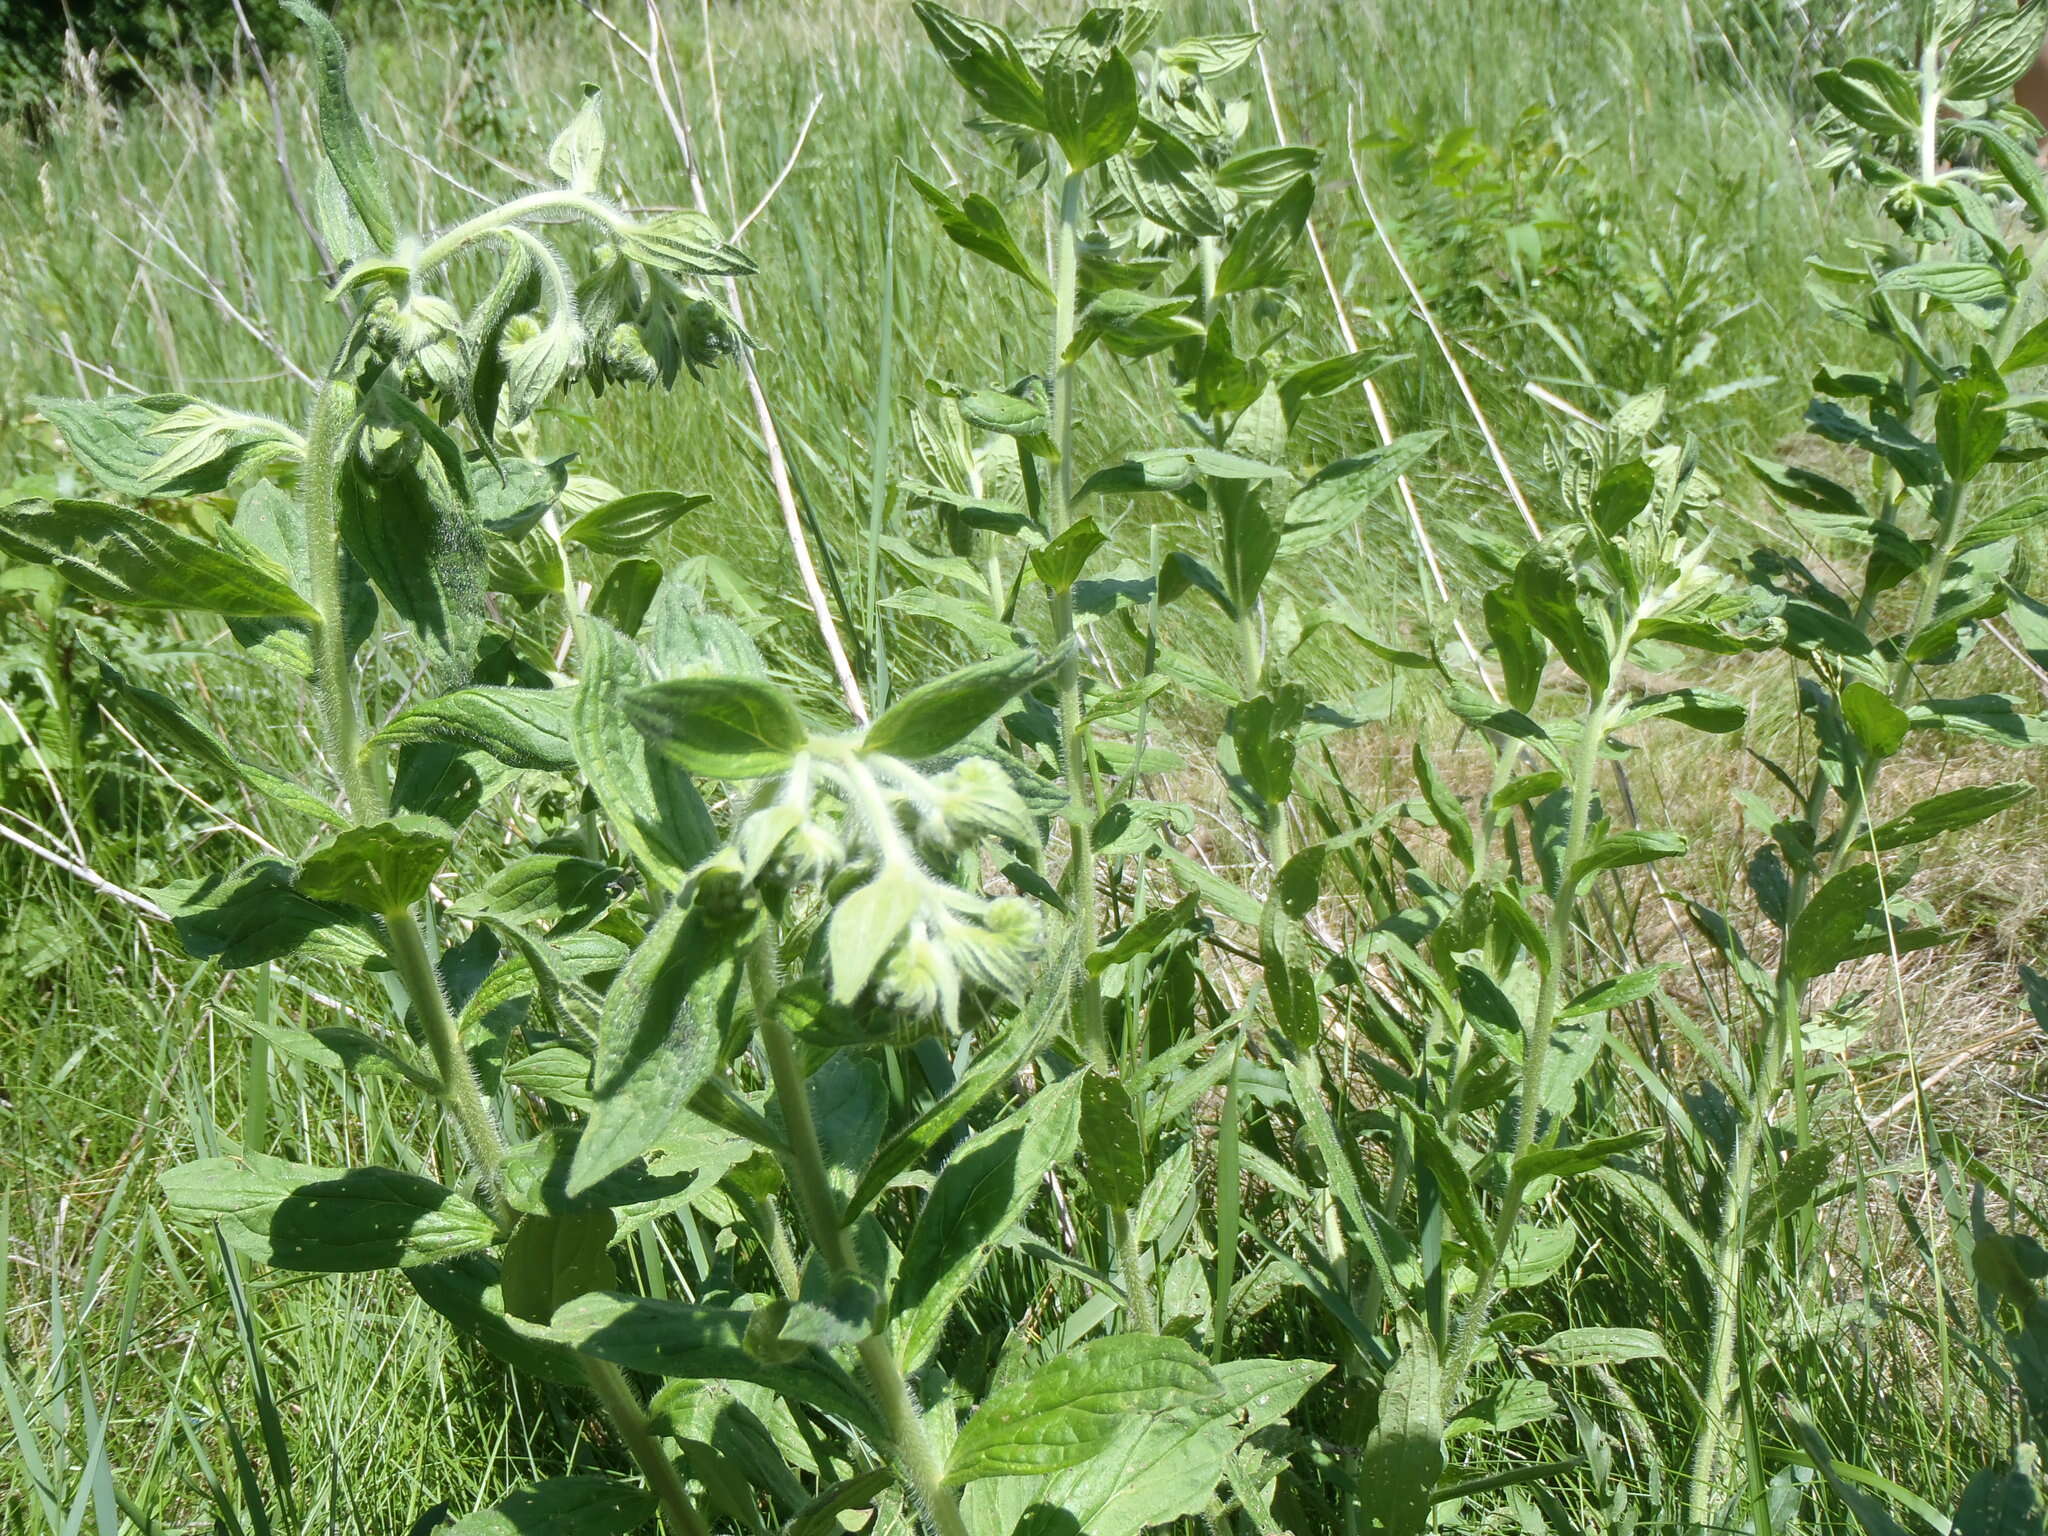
627;674;808;778
151;858;379;970
571;616;715;888
946;1335;1220;1484
1529;1327;1668;1367
1357;1316;1444;1536
893;1072;1084;1371
1043;12;1138;171
338;448;485;671
1215;174;1313;294
1065;289;1206;362
617;210;757;277
844;959;1063;1219
546;84;606;193
1277;432;1442;557
569;903;748;1195
283;0;396;249
562;489;711;556
911;1;1048;130
447;1476;655;1536
1784;863;1882;982
861;648;1055;760
550;1291;884;1438
297;817;453;912
0;498;315;621
1570;829;1687;885
374;685;578;772
32;394;298;499
406;1254;588;1387
902;165;1049;293
1947;5;2048;97
1077;1069;1147;1209
500;1209;619;1324
1865;782;2031;851
1513;538;1609;691
159;1156;495;1272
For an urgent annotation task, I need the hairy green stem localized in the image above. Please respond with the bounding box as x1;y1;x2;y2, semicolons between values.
1442;682;1615;1404
301;379;378;817
1690;469;1974;1520
581;1357;711;1536
381;905;512;1225
750;932;969;1536
1043;166;1157;1333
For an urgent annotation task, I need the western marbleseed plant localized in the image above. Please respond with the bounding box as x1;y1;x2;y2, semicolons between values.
8;2;2048;1533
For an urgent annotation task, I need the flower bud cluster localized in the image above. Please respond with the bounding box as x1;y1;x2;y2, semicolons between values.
699;748;1045;1039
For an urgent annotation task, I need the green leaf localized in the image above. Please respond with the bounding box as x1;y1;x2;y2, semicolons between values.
1082;446;1290;498
1030;518;1109;593
283;0;396;249
1066;290;1207;362
627;675;807;778
33;394;298;498
1512;539;1609;692
1108;128;1227;238
1591;459;1656;535
1742;453;1868;518
1560;965;1676;1018
893;1073;1084;1371
296;817;453;912
446;1475;657;1536
901;166;1049;293
1570;829;1686;884
845;968;1062;1220
572;616;716;886
1277;433;1442;557
550;1291;884;1439
406;1254;587;1386
1043;13;1138;170
1947;5;2048;97
375;686;577;772
562;490;711;556
1411;744;1474;870
1948;1460;2045;1536
1215;174;1313;294
1530;1326;1667;1367
1908;694;2048;748
571;904;747;1196
1078;1069;1146;1208
546;84;606;193
1841;681;1910;758
616;211;757;277
1937;376;2006;484
946;1335;1220;1484
1216;144;1324;200
0;498;315;621
1864;782;2030;851
862;649;1055;759
242;1015;437;1092
912;1;1048;130
961;1353;1319;1536
338;449;485;671
1357;1317;1444;1536
500;1209;618;1324
1814;59;1918;133
590;557;663;637
1784;863;1881;982
152;858;377;970
453;853;617;934
1275;346;1399;427
159;1156;495;1272
1514;1128;1662;1186
1620;688;1748;734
